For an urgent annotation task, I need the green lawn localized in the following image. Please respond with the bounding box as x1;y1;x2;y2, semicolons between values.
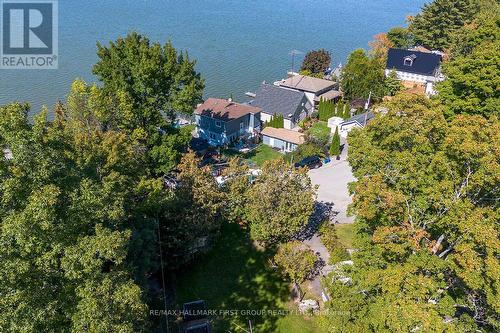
307;121;331;142
174;223;327;332
335;223;355;249
222;144;282;167
247;144;282;167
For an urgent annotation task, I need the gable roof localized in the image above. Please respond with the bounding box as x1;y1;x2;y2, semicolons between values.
342;111;375;128
261;127;305;145
386;48;442;76
251;84;308;119
278;75;336;94
195;98;261;121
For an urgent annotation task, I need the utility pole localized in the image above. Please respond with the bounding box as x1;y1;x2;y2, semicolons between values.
364;91;372;126
157;221;170;333
364;91;372;111
289;50;303;75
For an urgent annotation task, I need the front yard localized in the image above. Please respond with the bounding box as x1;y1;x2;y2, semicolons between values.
306;121;331;143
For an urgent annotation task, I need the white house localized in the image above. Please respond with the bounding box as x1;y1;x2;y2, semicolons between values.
385;48;443;96
328;112;374;138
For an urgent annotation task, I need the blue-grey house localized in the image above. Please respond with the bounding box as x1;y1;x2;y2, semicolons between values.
194;98;262;146
250;84;312;130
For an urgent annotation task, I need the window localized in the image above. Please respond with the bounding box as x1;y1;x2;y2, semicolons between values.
215;121;221;127
240;122;244;130
403;55;416;67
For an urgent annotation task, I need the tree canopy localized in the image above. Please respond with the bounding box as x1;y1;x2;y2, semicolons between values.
340;49;386;101
321;94;499;332
244;160;316;245
409;0;480;50
300;49;331;75
0;103;152;332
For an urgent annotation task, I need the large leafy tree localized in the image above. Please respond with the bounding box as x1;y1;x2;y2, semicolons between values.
94;32;204;124
321;94;499;332
300;49;331;75
437;40;500;117
0;103;152;332
409;0;480;50
274;241;318;300
340;49;386;101
93;32;204;173
244;159;316;245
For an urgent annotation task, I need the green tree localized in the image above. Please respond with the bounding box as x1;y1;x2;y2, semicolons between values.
449;7;500;57
245;160;316;245
340;49;385;101
300;49;331;75
329;126;341;158
0;103;152;332
318;98;334;121
157;151;225;268
437;40;500;117
274;241;318;300
384;69;403;96
387;27;414;48
93;32;204;173
322;94;499;332
319;224;349;264
409;0;480;50
221;158;251;223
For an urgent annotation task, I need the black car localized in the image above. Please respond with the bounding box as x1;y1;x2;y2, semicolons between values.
294;156;322;169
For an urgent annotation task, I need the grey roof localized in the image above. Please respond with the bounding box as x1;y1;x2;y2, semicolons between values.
343;111;375;127
250;84;308;120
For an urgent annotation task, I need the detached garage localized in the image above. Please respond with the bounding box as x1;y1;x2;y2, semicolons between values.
261;127;305;152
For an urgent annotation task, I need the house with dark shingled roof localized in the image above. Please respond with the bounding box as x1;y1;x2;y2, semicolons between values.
385;48;444;96
249;83;312;130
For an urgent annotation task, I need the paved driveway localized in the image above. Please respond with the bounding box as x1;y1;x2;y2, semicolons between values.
303;146;357;299
308;152;356;224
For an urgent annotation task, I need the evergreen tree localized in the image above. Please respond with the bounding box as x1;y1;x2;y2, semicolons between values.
438;39;499;117
409;0;480;50
387;27;414;48
384;70;403;96
329;126;341;157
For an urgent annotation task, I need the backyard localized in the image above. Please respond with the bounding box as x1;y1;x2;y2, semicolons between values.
174;223;327;333
223;143;283;167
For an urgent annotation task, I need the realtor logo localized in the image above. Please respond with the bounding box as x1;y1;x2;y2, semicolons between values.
1;0;58;69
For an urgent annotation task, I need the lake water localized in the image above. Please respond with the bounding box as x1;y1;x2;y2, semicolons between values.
0;0;427;113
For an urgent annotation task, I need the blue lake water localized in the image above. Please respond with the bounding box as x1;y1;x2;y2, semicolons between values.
0;0;427;113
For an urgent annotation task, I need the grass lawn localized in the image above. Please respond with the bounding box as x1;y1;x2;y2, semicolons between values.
247;144;282;167
174;223;327;332
335;223;355;249
307;121;331;142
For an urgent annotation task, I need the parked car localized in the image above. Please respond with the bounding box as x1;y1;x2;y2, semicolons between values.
294;156;322;169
